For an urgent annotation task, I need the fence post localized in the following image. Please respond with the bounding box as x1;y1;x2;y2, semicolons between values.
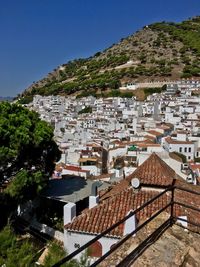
170;179;176;225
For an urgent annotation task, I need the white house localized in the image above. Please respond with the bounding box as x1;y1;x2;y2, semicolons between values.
163;136;195;160
119;82;138;91
63;188;166;260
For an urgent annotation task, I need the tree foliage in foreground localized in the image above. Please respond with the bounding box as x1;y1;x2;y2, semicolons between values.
0;226;90;267
0;225;37;267
44;242;90;267
0;102;61;202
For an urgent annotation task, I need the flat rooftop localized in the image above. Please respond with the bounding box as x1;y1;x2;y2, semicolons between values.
42;176;109;203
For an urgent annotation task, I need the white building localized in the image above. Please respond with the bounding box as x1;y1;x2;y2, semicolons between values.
163;136;195;160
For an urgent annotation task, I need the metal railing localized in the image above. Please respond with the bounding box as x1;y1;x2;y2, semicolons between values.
52;181;200;267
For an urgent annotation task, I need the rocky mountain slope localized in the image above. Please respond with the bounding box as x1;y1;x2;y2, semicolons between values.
22;16;200;98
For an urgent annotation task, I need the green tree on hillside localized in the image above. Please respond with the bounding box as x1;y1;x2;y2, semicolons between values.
0;102;61;224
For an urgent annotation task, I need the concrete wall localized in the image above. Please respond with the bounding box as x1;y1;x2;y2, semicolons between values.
147;146;164;153
31;221;64;242
120;81;177;91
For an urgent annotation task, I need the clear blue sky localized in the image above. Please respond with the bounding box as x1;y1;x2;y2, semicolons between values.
0;0;200;97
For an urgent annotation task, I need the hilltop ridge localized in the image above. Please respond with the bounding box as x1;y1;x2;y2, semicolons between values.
22;16;200;98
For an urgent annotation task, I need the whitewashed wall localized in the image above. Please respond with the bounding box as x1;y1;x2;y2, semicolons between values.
64;230;119;260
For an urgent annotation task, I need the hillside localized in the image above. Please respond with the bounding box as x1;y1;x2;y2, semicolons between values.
22;16;200;98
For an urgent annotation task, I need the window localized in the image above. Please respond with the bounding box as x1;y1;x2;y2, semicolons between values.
179;147;182;153
184;147;187;153
188;147;191;153
188;156;191;160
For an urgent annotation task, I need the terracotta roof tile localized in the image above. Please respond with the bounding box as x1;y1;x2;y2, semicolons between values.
65;154;200;237
64;165;89;173
100;153;180;200
65;189;170;237
126;153;177;187
144;135;156;141
148;130;163;137
156;125;170;130
165;137;193;145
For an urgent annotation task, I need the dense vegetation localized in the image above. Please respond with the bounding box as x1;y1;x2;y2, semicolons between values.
0;225;38;266
143;84;167;97
0;102;61;227
44;242;90;267
0;226;86;267
76;89;134;99
0;102;92;265
21;16;200;99
149;17;200;78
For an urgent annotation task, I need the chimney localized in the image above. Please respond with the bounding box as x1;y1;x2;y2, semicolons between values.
89;195;99;209
89;182;100;209
123;210;137;236
63;202;76;225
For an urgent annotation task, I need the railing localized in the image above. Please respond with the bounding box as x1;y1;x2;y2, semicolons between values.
173;185;200;232
52;182;200;267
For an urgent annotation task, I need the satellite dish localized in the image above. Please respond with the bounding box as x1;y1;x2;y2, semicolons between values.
131;178;140;189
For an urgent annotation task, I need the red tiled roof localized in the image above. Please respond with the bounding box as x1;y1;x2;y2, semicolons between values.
55;162;92;174
65;153;200;236
126;153;177;187
177;130;188;134
65;189;172;237
136;140;155;145
156;125;170;130
100;153;179;200
64;165;89;173
66;180;200;237
148;130;163;137
165;137;193;145
87;143;101;148
144;135;156;141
